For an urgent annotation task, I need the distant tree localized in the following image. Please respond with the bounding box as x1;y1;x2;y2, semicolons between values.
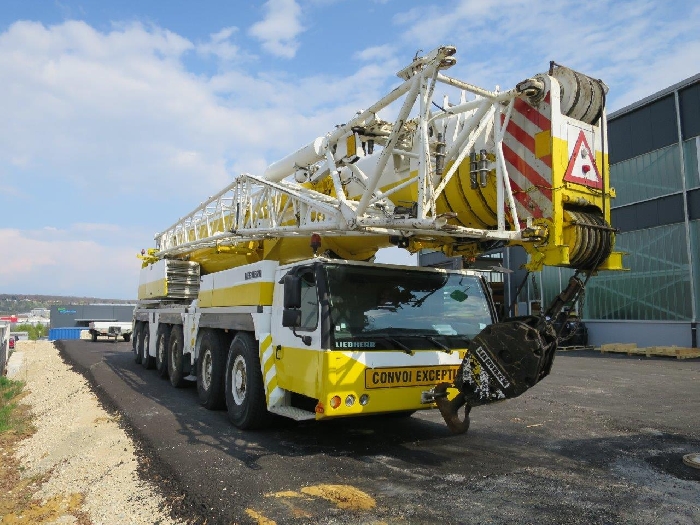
12;323;48;340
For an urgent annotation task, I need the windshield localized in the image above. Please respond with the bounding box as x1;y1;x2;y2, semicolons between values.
324;264;493;351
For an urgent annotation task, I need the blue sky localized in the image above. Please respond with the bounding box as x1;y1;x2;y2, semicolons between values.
0;0;698;299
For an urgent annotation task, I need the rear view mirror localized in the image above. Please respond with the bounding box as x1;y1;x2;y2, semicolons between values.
283;274;302;309
282;309;301;328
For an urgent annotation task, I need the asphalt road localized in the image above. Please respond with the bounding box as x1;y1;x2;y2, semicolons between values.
58;340;700;525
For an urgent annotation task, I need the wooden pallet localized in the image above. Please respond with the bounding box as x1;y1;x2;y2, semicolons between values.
557;345;595;352
599;343;700;360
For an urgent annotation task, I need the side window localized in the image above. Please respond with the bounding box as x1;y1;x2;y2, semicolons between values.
298;271;319;331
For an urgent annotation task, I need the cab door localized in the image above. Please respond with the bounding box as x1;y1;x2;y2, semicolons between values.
270;266;324;398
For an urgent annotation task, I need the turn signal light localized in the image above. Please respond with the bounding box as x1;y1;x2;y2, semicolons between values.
330;395;342;409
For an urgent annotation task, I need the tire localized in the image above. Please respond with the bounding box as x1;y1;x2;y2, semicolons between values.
140;323;155;369
123;333;131;343
197;330;226;410
168;325;187;388
133;324;143;364
225;332;270;429
155;324;171;379
91;331;98;343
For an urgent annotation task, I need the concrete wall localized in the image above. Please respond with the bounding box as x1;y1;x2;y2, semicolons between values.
0;321;8;375
585;320;693;348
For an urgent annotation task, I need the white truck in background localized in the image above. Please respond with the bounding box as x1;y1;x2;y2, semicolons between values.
88;321;133;343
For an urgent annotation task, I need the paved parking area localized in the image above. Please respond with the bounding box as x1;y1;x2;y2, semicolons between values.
60;340;700;525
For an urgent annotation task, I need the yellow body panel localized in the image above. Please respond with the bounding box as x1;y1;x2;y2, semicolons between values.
275;346;466;418
198;282;275;307
535;130;552;159
274;346;323;399
138;278;167;300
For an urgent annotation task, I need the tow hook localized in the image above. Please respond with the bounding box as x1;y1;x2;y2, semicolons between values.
420;385;448;404
432;382;472;434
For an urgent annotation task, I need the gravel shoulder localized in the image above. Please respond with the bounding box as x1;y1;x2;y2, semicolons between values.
2;340;185;525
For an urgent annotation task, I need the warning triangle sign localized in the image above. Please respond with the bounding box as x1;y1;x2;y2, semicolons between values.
563;130;602;189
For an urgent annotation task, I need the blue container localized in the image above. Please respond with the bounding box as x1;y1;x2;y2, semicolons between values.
49;327;86;341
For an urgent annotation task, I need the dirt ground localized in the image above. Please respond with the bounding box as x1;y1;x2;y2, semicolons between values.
1;340;184;525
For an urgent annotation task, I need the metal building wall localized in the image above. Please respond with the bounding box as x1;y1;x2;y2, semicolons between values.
50;304;136;328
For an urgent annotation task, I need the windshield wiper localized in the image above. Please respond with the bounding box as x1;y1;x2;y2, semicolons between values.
379;336;414;355
426;335;452;353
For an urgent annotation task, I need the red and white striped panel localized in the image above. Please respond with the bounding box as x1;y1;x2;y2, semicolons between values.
502;92;554;223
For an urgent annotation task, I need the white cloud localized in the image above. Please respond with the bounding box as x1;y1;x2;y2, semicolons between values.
0;18;397;210
0;227;140;299
354;44;396;62
196;26;242;61
0;18;399;297
0;19;270;209
249;0;304;58
391;0;700;111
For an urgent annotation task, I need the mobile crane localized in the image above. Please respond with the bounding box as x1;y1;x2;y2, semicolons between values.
133;46;623;433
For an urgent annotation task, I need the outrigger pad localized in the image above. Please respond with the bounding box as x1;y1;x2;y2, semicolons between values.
455;316;558;406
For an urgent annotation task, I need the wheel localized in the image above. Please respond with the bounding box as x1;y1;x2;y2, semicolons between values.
91;331;98;342
225;332;271;429
197;330;226;410
133;324;143;364
140;323;155;369
155;324;171;379
168;325;187;388
123;333;131;343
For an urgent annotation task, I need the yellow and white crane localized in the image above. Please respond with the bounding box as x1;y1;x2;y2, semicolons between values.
133;46;622;433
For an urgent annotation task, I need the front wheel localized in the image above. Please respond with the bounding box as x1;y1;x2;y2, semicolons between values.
225;332;270;429
197;330;225;410
133;324;143;364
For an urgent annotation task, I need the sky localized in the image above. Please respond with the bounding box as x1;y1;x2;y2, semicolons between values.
0;0;698;299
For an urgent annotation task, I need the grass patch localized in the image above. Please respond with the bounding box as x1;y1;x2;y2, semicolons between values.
0;376;27;434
